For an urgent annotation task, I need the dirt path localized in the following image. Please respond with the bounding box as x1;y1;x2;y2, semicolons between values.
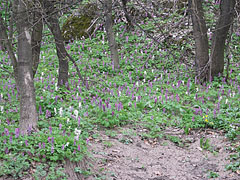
88;126;239;180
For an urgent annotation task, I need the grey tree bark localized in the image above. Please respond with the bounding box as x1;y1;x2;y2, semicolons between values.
189;0;209;81
32;0;43;78
210;0;236;78
15;0;38;134
43;0;69;87
104;0;120;70
189;0;236;81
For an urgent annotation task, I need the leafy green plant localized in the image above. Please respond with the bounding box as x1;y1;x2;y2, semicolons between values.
207;171;219;178
0;154;30;179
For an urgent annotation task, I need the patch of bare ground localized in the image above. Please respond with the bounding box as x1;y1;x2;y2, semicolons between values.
87;126;239;180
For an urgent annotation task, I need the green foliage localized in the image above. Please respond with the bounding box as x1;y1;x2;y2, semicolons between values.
207;171;219;178
0;1;240;178
0;154;30;179
200;137;211;150
225;152;240;172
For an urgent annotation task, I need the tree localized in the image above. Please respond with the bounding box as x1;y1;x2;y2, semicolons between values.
43;0;69;87
104;0;120;70
189;0;236;81
32;0;43;78
0;0;38;134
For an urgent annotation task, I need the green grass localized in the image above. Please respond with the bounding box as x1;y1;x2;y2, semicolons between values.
0;1;240;178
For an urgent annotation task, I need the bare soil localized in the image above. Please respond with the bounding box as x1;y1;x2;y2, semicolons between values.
1;126;239;180
87;126;240;180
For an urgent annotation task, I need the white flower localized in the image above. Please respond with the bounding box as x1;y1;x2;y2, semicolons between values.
79;102;82;108
74;128;81;135
0;106;3;112
55;83;58;91
219;96;222;101
59;107;63;117
225;99;228;104
74;110;79;118
65;142;69;147
54;108;57;115
66;118;69;123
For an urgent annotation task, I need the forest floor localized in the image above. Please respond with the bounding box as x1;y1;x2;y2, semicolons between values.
87;125;240;180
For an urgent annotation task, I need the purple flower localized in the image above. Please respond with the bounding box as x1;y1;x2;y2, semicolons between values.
4;128;9;136
39;142;41;149
62;145;65;150
39;105;42;114
25;140;28;146
176;94;180;102
48;137;51;144
9;136;12;143
59;123;62;130
78;145;81;151
5;147;9;154
51;146;54;154
49;126;52;134
78;117;81;126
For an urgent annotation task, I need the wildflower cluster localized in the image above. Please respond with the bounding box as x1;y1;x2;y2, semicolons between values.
203;115;214;126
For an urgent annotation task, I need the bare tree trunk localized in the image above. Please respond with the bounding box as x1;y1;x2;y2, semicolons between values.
104;0;120;70
43;0;69;87
189;0;209;81
210;0;236;78
0;16;18;81
121;0;133;29
15;0;38;134
32;0;43;78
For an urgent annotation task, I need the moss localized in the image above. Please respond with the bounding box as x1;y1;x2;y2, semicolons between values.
61;3;98;41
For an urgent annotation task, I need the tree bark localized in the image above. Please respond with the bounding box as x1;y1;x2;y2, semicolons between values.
32;0;43;78
0;16;18;81
104;0;120;70
189;0;209;81
15;0;38;134
121;0;133;29
43;0;69;87
210;0;236;78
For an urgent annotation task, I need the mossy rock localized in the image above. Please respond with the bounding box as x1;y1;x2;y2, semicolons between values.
61;3;98;41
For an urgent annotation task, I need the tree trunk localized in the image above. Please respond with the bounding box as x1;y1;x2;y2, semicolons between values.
43;0;69;87
104;0;120;70
189;0;209;81
210;0;236;78
32;1;43;78
121;0;133;29
15;0;38;134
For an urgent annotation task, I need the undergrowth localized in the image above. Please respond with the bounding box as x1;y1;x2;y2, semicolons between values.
0;0;240;178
